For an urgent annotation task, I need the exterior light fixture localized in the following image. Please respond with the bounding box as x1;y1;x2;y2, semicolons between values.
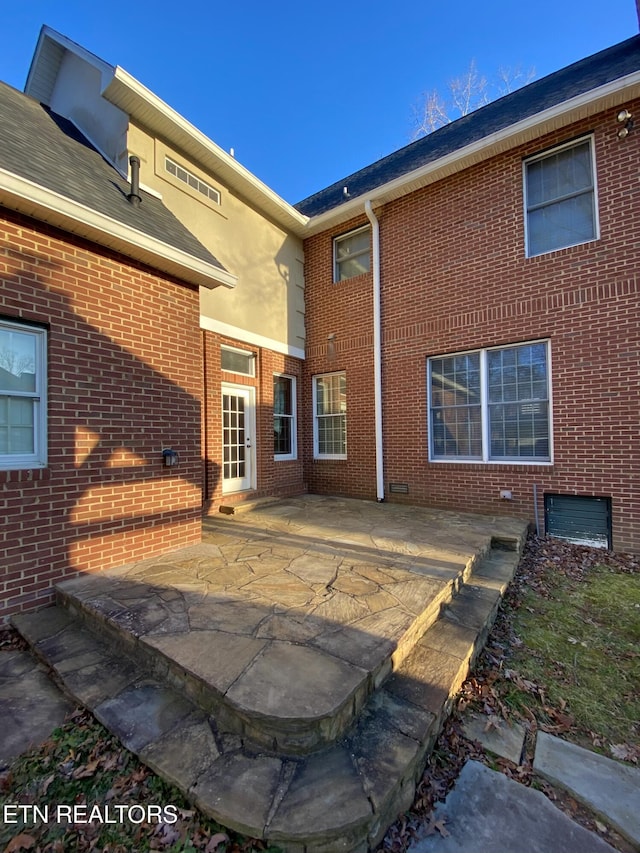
616;108;634;138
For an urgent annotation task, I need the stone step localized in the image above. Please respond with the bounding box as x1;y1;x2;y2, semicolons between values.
49;548;473;756
13;541;522;853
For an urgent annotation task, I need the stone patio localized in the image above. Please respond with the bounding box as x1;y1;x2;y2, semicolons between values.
14;496;528;852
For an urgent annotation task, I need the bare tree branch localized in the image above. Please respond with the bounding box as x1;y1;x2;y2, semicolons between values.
411;60;536;140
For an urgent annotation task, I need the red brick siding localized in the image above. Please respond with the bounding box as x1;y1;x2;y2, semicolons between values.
0;210;204;622
302;102;640;553
202;331;305;510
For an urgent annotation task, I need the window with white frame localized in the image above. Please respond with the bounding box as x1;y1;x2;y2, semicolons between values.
313;372;347;458
428;341;551;462
524;137;597;257
221;346;255;377
273;374;297;459
0;319;47;469
334;226;370;282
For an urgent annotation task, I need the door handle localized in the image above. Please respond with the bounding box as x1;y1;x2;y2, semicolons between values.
246;438;252;448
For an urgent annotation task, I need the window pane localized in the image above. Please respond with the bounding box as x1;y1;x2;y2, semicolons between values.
337;256;370;280
488;343;549;460
526;140;595;256
274;377;292;415
336;229;369;260
335;229;371;281
221;348;254;376
528;193;595;256
274;416;292;455
0;397;35;453
0;329;36;392
315;373;346;456
316;374;346;416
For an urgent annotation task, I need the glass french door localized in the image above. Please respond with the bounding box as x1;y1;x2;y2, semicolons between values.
221;385;255;493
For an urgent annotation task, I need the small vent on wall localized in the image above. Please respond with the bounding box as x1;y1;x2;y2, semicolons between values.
389;483;409;494
165;157;221;205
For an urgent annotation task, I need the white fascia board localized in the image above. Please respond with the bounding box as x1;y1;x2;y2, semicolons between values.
200;315;305;360
0;168;237;290
104;68;310;236
305;71;640;234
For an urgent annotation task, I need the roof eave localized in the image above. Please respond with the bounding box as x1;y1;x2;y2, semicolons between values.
304;70;640;235
0;168;237;290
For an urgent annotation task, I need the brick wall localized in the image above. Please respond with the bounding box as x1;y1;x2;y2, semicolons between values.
202;331;305;510
302;101;640;553
0;209;204;622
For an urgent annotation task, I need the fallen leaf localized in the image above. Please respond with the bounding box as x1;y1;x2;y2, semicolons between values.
434;819;450;838
610;743;637;762
206;832;229;851
4;834;36;852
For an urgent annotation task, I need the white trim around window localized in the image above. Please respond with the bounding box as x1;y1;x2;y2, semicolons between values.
333;225;371;282
220;345;256;377
523;135;599;258
0;319;47;470
428;340;553;464
313;372;347;459
273;373;297;461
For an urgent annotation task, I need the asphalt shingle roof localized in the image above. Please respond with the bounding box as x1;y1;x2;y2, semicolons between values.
296;35;640;217
0;81;228;274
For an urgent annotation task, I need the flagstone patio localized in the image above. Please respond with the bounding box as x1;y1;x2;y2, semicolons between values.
14;496;528;852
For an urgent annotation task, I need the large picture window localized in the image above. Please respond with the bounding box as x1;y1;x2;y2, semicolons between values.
524;137;597;257
273;374;297;460
429;341;551;463
0;319;47;469
313;372;347;459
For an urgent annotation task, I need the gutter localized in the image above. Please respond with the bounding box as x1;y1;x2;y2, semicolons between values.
365;200;384;502
0;167;237;290
306;70;640;234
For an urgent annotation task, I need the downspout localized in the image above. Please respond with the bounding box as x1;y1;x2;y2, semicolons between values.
365;200;384;502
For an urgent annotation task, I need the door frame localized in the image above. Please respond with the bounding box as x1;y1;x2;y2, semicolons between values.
221;383;256;494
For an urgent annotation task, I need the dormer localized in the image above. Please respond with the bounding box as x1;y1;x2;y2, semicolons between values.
26;27;129;176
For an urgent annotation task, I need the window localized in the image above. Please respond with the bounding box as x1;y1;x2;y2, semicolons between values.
221;346;255;377
0;320;47;469
165;157;221;205
273;375;297;460
428;341;551;463
524;137;597;257
313;372;346;459
334;226;370;282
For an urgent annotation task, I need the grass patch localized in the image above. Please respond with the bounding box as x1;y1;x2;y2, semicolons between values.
0;709;280;853
499;548;640;754
513;566;639;742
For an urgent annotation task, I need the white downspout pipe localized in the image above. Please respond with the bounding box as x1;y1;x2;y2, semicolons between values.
365;200;384;501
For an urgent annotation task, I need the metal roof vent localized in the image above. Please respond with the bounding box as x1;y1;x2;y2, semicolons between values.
128;155;142;207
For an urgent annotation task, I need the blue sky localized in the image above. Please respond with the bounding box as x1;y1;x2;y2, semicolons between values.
2;1;638;204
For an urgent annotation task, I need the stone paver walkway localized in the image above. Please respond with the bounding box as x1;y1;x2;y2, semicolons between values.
12;496;529;852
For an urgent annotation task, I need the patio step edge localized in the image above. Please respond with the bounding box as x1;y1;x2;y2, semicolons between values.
11;535;524;853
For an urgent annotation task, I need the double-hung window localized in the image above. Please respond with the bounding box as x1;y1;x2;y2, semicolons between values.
428;341;551;463
524;136;598;257
334;226;370;282
313;372;347;459
273;374;297;460
0;319;47;469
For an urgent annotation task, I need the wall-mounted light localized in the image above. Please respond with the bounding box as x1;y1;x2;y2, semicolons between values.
162;448;179;467
327;333;336;362
616;108;634;138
